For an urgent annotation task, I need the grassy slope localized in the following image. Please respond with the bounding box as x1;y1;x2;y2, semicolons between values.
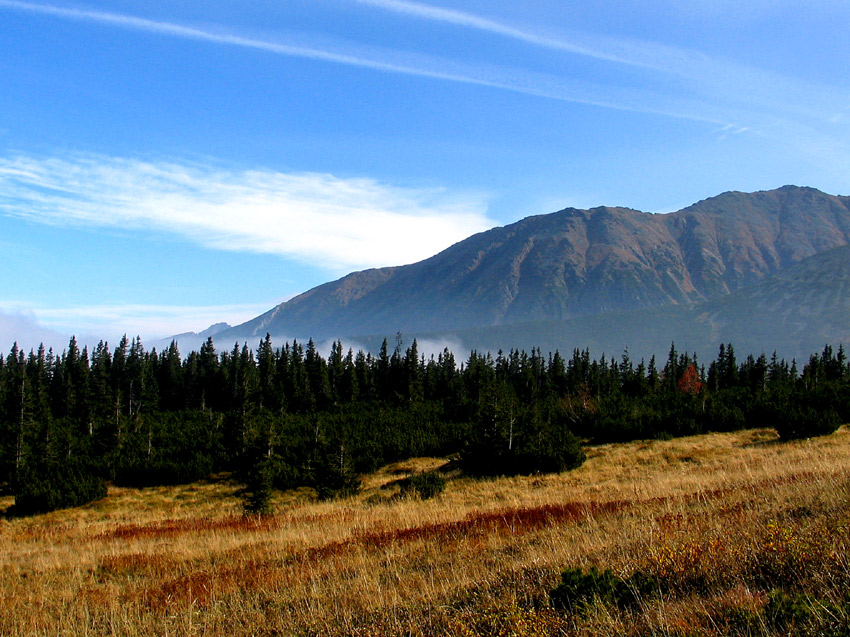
2;428;850;635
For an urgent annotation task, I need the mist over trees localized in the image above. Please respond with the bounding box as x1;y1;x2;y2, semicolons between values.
0;333;847;515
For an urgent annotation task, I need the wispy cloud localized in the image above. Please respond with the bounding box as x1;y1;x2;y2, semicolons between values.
352;0;643;68
0;153;495;271
354;0;849;127
0;0;485;84
2;1;847;177
0;0;733;124
4;0;847;135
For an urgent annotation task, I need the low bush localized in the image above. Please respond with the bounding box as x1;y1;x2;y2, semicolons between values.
397;471;446;500
550;565;657;613
774;405;841;440
13;459;106;516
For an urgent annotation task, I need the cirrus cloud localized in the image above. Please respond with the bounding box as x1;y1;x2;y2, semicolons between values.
0;153;496;271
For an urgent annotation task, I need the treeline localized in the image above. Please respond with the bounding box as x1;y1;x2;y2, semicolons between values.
1;333;847;515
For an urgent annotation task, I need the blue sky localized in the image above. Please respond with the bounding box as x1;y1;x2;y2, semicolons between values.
1;0;849;352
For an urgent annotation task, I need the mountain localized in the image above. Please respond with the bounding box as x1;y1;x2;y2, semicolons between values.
216;186;850;359
390;244;850;363
154;322;231;353
692;243;850;358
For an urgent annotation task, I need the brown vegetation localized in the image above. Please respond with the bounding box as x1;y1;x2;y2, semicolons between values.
2;427;850;635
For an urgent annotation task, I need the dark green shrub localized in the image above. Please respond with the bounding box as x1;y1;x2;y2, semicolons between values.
241;464;274;516
240;446;275;516
313;440;361;501
550;565;657;613
398;471;446;500
315;469;361;500
775;405;841;440
726;589;850;636
765;590;817;631
513;426;586;475
462;407;585;477
13;459;106;516
112;412;222;487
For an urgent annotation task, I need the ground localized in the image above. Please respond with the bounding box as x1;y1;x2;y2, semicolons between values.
2;426;849;635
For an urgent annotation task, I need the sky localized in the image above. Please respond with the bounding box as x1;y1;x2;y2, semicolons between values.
1;0;849;353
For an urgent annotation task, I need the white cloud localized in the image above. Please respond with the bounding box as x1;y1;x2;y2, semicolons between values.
353;0;640;67
0;0;491;85
349;0;850;176
0;153;495;271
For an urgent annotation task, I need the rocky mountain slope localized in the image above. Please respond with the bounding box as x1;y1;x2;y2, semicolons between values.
210;186;850;359
403;244;850;362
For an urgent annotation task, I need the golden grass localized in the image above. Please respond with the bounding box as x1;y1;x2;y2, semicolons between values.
2;427;850;635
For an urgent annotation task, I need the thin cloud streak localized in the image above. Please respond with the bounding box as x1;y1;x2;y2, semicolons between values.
354;0;718;79
2;2;846;172
354;0;849;125
0;0;733;125
353;0;642;68
0;153;495;271
0;0;437;73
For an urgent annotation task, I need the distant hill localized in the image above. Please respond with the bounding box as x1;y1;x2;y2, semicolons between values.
214;186;850;360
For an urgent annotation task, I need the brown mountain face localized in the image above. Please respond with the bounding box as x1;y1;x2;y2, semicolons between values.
224;186;850;343
423;244;850;364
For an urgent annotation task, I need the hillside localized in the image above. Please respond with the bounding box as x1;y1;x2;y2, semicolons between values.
402;244;850;362
3;428;850;635
215;186;850;357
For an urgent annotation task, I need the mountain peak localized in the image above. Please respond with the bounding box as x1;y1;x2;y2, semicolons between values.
198;322;232;338
215;186;850;358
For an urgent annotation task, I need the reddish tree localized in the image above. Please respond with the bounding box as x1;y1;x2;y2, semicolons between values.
677;363;703;395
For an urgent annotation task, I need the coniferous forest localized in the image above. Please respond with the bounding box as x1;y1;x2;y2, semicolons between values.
0;332;847;515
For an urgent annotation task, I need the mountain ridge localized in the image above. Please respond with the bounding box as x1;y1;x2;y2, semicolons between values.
211;185;850;359
383;244;850;363
200;186;850;360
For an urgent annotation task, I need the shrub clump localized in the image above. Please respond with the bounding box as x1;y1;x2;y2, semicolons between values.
774;405;841;440
397;471;446;500
13;459;106;516
550;565;657;613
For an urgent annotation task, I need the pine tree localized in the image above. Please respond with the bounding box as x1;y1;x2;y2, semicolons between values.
197;337;219;412
157;341;183;411
0;344;26;487
313;437;361;500
240;431;274;516
402;339;424;403
256;334;277;411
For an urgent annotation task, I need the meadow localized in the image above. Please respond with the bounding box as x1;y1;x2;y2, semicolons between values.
2;426;849;636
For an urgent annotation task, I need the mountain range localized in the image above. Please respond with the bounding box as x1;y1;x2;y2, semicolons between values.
202;185;850;362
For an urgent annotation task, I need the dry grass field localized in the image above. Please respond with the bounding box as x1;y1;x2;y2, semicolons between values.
2;426;850;635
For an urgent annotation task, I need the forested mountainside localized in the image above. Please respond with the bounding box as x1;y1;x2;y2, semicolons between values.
221;186;850;345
